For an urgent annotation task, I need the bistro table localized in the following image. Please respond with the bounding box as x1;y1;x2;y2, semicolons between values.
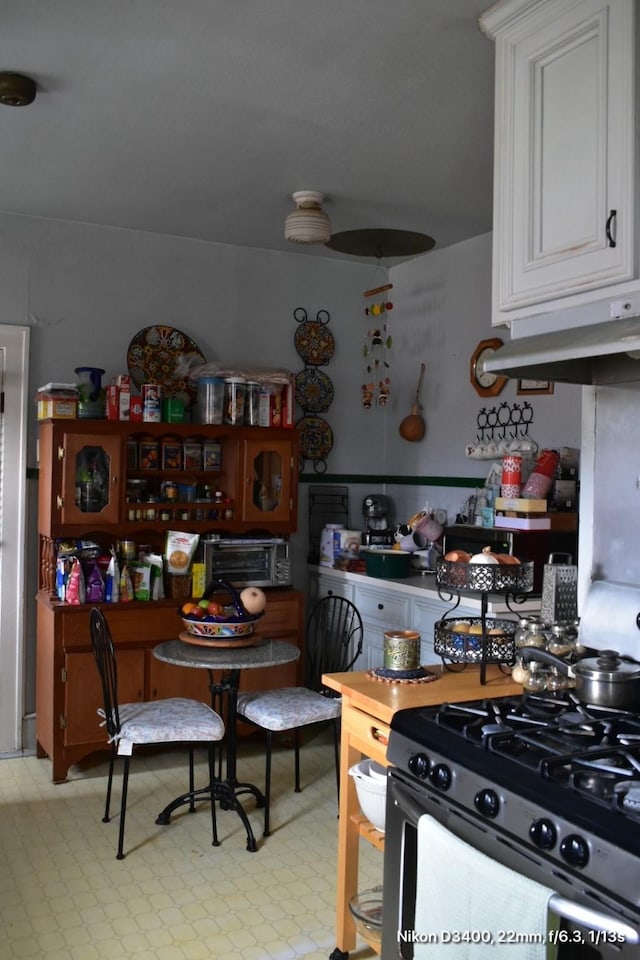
153;634;300;852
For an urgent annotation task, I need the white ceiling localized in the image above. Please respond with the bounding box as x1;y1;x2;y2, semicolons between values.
0;0;496;263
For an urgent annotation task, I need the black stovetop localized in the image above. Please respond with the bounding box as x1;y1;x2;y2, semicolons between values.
389;691;640;855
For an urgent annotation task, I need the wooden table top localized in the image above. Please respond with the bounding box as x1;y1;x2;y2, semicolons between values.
323;664;523;725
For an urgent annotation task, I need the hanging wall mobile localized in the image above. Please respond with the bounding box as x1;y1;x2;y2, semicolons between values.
294;307;335;473
362;283;393;409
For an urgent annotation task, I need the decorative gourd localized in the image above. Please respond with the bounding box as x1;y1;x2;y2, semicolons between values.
469;546;499;565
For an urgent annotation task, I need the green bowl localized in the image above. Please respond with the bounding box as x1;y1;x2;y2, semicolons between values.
363;549;411;579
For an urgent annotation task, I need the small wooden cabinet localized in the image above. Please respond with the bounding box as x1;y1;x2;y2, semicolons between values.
36;416;301;782
481;0;636;325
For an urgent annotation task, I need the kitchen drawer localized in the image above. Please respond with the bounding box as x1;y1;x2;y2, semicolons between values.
355;584;410;628
61;603;182;648
343;702;390;766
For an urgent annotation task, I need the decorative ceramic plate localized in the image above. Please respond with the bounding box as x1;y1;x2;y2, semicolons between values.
127;325;206;407
294;321;335;366
295;368;334;413
297;415;333;462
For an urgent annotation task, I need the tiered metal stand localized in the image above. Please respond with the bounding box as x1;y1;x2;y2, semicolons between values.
434;558;534;684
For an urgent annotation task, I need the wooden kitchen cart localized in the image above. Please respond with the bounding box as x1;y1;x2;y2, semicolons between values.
36;417;301;782
322;667;523;959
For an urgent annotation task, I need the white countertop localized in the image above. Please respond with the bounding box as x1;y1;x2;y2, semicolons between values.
308;564;542;616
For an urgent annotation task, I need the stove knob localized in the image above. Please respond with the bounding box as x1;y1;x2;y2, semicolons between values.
474;788;500;818
529;818;557;850
408;752;430;780
429;763;452;792
559;833;590;868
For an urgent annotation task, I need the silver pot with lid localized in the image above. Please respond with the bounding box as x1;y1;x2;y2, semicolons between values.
519;646;640;710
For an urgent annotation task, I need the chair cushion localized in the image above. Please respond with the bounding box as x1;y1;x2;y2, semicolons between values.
237;688;341;732
102;698;224;747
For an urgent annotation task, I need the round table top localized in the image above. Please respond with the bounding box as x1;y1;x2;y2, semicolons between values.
153;637;300;671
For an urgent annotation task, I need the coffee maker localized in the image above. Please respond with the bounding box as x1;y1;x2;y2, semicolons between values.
361;494;394;547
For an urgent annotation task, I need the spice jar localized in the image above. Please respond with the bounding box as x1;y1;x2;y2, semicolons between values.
547;623;575;658
522;661;547;693
516;615;548;649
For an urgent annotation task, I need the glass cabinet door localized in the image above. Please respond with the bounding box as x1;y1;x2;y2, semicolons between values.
59;433;121;525
241;438;293;525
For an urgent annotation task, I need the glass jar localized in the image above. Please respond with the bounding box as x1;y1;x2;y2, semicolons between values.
196;377;225;425
518;615;548;650
244;381;261;426
522;661;547;693
224;377;246;426
547;623;575;658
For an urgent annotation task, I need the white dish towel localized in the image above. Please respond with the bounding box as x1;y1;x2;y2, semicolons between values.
413;815;558;960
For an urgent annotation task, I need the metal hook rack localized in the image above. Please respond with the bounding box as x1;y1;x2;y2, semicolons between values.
476;401;534;442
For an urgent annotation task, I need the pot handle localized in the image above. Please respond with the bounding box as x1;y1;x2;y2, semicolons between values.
519;646;574;676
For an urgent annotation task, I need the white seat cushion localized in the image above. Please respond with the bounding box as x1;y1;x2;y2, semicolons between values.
103;698;224;746
237;688;341;732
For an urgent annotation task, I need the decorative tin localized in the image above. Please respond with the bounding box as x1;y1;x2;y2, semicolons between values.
142;383;163;422
383;630;421;671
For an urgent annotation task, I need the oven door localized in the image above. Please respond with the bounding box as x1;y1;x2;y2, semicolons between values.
382;769;640;960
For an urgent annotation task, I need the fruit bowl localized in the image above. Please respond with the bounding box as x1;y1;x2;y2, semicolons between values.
179;579;265;638
180;615;262;638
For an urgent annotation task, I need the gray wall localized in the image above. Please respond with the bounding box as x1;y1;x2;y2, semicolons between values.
0;213;582;721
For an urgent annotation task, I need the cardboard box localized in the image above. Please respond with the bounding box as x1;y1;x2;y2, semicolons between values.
119;386;130;421
494;514;551;530
37;396;77;419
130;396;143;421
495;497;547;513
106;384;120;420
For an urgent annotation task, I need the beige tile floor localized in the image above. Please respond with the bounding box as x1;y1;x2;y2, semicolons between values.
0;731;380;960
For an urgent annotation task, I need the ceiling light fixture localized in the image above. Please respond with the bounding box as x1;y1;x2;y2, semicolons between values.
285;191;331;244
0;72;37;107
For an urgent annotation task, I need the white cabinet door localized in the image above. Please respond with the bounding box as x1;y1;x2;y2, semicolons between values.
354;582;412;670
484;0;635;319
307;569;355;606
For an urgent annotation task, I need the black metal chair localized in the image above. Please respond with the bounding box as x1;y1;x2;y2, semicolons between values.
89;607;225;859
236;595;364;836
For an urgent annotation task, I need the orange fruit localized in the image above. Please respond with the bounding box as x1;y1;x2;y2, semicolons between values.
181;601;199;616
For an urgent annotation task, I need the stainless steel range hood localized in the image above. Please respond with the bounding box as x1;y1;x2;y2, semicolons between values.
482;316;640;385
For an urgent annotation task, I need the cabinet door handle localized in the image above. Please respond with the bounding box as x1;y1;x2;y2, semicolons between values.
377;603;384;610
606;209;617;248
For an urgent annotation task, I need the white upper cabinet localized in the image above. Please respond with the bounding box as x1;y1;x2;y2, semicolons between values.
480;0;635;325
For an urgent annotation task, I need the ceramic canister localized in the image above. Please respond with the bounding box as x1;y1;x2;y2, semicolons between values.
383;630;421;671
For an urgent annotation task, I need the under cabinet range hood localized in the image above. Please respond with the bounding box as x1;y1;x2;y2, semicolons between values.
482;314;640;386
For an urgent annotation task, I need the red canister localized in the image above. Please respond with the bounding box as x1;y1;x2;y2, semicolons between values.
501;454;522;498
521;449;560;499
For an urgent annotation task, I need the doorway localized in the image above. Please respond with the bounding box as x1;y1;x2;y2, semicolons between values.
0;325;30;754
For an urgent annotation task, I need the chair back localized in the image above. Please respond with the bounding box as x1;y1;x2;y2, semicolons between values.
90;607;121;740
304;595;363;691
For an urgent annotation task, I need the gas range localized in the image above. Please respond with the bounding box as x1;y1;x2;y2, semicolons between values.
389;692;640;914
382;580;640;958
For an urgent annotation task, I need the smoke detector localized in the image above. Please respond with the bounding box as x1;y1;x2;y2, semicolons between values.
0;72;37;107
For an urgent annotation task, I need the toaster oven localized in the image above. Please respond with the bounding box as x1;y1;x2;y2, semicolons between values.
201;537;291;588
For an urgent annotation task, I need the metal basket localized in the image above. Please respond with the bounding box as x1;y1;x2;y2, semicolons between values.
436;559;534;594
434;617;516;664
